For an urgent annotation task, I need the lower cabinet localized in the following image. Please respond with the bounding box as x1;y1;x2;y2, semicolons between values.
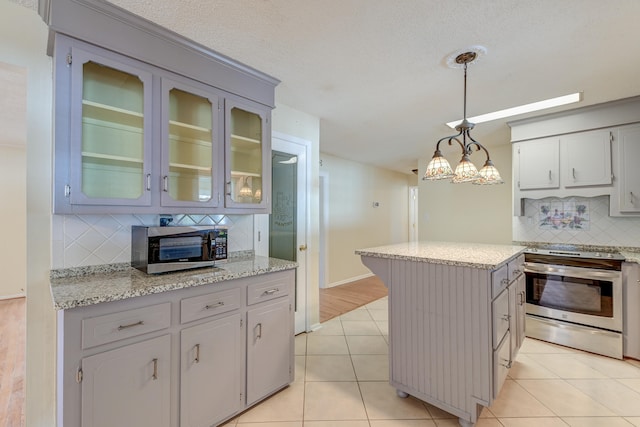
81;335;171;427
58;269;295;427
180;313;243;427
247;298;291;406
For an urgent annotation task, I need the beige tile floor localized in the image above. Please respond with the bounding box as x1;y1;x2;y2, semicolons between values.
222;296;640;427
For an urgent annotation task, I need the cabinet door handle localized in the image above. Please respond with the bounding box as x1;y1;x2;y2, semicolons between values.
263;288;279;295
163;176;169;192
226;181;231;196
194;344;200;363
117;320;144;331
152;358;158;380
572;168;576;180
631;192;635;204
548;170;552;181
146;174;151;191
519;292;525;305
500;358;512;369
256;323;262;339
501;314;511;322
205;301;224;310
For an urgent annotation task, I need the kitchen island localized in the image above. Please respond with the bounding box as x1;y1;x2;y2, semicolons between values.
51;256;297;427
357;242;526;427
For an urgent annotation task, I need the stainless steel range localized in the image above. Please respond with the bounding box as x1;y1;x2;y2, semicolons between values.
524;247;625;359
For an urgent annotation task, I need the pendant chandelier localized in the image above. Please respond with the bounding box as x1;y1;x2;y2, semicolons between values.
423;50;503;185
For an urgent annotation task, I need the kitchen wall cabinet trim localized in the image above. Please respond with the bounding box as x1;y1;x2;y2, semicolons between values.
57;269;295;427
40;0;279;108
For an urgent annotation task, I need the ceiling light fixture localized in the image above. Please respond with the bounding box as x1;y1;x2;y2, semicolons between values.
446;92;582;129
424;49;503;185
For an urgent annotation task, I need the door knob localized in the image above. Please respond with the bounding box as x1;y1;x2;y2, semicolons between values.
299;244;307;251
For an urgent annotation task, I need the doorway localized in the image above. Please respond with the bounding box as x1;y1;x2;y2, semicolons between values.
270;133;310;334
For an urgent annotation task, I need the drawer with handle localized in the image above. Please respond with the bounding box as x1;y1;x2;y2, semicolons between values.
180;287;241;324
247;273;290;306
82;302;171;349
508;254;525;282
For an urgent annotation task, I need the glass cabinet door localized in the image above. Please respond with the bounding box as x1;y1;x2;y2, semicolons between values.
69;47;153;206
161;79;220;207
225;99;270;209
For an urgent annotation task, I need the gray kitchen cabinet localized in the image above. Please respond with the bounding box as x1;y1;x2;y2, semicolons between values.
246;298;292;406
180;313;242;427
52;33;274;215
513;129;614;215
160;77;223;209
57;269;295;427
224;99;271;211
360;251;525;427
614;125;640;214
54;38;154;211
80;334;171;427
515;137;560;190
561;129;613;188
623;262;640;359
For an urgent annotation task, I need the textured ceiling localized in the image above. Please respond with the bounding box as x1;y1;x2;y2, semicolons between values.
107;0;640;174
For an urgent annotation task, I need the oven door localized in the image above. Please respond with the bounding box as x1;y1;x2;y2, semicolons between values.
524;262;622;332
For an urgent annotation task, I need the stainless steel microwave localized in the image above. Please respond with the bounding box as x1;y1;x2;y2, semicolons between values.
131;226;228;274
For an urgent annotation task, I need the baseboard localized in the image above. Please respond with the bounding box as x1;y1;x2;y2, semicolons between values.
326;272;375;289
0;292;26;301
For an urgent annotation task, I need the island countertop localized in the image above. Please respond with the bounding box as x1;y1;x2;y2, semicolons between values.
356;241;526;270
50;256;297;310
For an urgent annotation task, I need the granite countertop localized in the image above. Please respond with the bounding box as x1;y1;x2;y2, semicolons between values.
50;256;297;310
356;241;526;270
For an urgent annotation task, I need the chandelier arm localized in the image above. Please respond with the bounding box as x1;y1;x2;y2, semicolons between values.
465;132;491;160
435;130;465;152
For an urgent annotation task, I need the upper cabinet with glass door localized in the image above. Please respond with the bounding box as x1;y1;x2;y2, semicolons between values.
161;78;221;208
225;99;271;212
65;46;153;209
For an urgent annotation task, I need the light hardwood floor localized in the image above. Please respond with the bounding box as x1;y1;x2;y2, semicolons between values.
319;275;388;323
0;297;25;427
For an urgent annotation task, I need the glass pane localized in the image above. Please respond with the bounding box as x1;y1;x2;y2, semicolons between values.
81;61;144;199
270;151;297;262
168;88;213;202
230;107;262;203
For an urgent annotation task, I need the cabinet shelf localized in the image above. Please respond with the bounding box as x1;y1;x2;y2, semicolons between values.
170;162;212;172
169;120;212;143
82;151;144;164
83;100;143;129
231;134;260;145
231;170;261;178
168;134;212;148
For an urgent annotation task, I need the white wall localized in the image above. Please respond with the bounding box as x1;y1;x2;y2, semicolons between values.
418;141;513;244
320;153;411;286
0;61;27;298
1;1;56;425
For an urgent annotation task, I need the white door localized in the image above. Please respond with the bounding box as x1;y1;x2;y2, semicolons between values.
409;186;418;242
267;133;310;334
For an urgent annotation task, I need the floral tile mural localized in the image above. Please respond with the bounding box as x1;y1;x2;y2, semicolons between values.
539;200;589;230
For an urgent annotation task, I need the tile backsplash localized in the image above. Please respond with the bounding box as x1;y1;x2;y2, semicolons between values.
51;214;254;269
513;195;640;248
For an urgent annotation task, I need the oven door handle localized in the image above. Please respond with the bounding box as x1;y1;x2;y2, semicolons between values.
524;262;621;280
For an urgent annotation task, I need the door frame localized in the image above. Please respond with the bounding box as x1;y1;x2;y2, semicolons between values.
271;131;311;333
